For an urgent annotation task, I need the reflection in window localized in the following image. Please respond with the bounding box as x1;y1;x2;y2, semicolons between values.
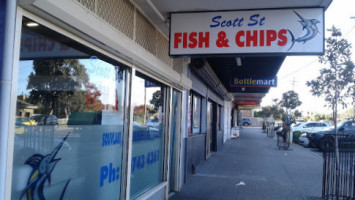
192;94;201;134
130;73;165;199
12;18;126;200
187;93;192;135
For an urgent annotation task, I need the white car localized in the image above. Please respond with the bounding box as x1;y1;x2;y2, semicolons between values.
298;133;310;147
291;121;331;134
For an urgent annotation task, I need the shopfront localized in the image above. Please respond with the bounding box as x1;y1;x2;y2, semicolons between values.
1;2;192;199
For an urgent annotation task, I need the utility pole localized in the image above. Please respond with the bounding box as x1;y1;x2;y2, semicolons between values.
291;77;299;90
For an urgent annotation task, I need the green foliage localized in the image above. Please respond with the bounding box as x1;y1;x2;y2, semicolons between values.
306;26;355;111
149;90;161;113
293;131;303;144
255;102;285;121
293;109;303;119
279;90;302;110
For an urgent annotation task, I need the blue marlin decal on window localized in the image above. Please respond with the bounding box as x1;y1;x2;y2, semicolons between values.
20;133;71;200
288;10;320;51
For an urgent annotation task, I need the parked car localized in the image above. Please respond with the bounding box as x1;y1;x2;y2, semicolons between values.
292;120;307;127
241;118;252;126
291;121;331;135
299;133;310;147
308;120;355;151
30;114;59;126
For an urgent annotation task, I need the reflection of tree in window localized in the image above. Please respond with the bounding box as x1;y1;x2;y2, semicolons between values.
150;90;161;114
133;89;161;125
26;59;101;123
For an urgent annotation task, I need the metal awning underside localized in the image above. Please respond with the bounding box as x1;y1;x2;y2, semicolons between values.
131;0;332;107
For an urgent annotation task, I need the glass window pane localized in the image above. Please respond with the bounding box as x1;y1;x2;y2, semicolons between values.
187;93;192;136
130;73;165;199
12;18;126;200
192;95;201;134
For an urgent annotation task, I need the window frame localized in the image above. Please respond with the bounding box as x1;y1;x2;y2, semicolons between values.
9;10;135;200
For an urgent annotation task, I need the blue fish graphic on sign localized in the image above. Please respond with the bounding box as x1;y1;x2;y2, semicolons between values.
20;133;71;200
288;10;320;51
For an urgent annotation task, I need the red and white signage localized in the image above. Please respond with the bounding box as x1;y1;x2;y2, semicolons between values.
236;100;259;105
170;8;324;56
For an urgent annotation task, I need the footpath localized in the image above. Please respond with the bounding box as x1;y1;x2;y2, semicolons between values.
171;127;323;200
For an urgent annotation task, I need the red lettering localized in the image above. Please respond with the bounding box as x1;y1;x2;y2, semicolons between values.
235;31;245;47
246;30;258;47
174;33;182;48
277;29;288;46
198;32;210;48
259;30;265;46
266;30;277;46
38;38;47;52
188;32;198;48
112;90;119;110
183;32;188;48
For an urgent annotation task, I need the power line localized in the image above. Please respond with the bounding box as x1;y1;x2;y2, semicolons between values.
280;24;355;81
280;58;318;80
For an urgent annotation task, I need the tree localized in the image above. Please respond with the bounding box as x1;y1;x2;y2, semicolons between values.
279;90;302;111
254;100;285;121
306;26;355;197
27;59;91;121
149;90;161;114
293;110;302;119
279;90;302;123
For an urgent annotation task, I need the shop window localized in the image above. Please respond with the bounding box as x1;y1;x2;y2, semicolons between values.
12;17;126;200
187;92;202;136
187;93;192;135
192;94;202;134
130;72;166;199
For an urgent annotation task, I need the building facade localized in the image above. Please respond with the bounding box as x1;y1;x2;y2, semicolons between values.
0;0;234;199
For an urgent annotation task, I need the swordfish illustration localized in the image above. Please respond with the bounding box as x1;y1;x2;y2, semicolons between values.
19;133;71;200
287;10;321;51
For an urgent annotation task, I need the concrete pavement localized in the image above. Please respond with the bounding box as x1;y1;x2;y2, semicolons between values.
171;127;323;200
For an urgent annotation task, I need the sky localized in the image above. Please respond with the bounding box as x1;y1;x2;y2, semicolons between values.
260;0;355;115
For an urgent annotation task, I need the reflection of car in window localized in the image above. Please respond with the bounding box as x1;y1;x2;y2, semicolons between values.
146;118;160;127
30;114;59;126
15;117;33;134
241;118;252;126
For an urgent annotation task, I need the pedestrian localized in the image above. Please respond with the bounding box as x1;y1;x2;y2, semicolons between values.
282;122;288;143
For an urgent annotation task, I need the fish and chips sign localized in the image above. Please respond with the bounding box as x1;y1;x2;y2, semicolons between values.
169;8;324;56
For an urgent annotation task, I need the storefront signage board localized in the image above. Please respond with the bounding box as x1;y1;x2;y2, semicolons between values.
231;76;277;87
170;8;324;56
236;100;259;105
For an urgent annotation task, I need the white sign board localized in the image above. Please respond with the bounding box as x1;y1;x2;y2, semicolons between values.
170;8;324;55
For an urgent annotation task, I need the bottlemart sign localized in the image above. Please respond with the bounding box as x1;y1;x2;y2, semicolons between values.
231;77;277;87
170;8;324;56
